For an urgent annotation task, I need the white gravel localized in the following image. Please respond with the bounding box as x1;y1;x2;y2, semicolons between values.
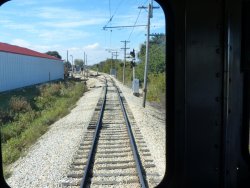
112;77;166;181
6;77;104;188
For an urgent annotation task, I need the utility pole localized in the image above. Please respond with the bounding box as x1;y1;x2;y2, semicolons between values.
112;51;118;78
110;52;113;75
112;51;118;59
84;52;86;79
108;51;118;76
70;54;74;74
67;50;69;76
67;50;68;63
106;49;116;76
139;0;159;107
121;40;130;84
86;54;88;78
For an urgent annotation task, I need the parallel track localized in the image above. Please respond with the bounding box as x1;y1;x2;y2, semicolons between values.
60;76;161;188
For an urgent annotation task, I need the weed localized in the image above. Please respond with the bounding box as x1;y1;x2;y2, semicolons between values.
147;73;166;104
0;110;13;125
1;80;86;178
9;96;32;113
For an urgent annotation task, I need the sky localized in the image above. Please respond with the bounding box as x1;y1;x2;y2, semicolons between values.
0;0;165;65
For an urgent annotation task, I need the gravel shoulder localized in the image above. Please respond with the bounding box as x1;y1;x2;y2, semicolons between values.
6;77;104;188
113;77;166;181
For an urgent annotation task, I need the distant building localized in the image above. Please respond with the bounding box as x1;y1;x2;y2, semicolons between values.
0;42;64;92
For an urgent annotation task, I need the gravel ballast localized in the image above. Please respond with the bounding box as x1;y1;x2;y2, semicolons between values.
113;78;166;182
6;77;104;188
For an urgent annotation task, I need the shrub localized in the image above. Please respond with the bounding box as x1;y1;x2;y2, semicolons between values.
36;84;58;109
9;96;32;113
1;80;86;172
147;73;166;103
0;109;13;125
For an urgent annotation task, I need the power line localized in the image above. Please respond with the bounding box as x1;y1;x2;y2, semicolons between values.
103;25;147;30
126;0;152;49
112;0;125;19
127;8;142;41
109;29;112;49
129;29;147;48
141;0;149;13
109;0;111;18
104;0;125;29
103;0;147;30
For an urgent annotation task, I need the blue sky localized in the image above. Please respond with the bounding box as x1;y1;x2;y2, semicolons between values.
0;0;165;65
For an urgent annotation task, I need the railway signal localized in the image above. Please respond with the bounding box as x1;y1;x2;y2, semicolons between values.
129;49;136;80
130;49;135;58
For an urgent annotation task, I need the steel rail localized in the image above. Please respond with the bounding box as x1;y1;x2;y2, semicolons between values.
113;80;147;188
80;79;107;188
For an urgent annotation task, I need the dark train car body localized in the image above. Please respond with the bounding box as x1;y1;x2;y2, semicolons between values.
165;0;250;187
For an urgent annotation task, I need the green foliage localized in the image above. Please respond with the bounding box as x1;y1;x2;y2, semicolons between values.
35;83;63;109
89;34;166;104
136;35;166;83
64;61;72;69
116;62;133;86
9;96;32;113
45;51;62;59
1;80;86;176
147;73;166;104
0;110;13;124
74;59;84;67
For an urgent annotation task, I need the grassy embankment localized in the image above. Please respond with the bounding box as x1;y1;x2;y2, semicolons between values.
0;79;86;177
117;68;166;107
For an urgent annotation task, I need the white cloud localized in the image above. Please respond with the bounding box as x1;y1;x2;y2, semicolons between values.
3;23;37;33
11;39;31;48
68;47;81;51
36;7;80;19
38;29;90;42
10;38;61;53
36;7;106;20
10;0;38;6
84;43;100;50
41;18;106;28
33;44;61;52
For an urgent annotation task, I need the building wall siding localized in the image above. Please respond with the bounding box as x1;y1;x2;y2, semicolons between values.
0;51;64;92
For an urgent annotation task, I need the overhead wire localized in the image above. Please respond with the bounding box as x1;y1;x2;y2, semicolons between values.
127;0;149;50
104;0;153;60
127;8;142;41
110;29;112;49
112;0;125;20
103;0;125;30
109;0;111;18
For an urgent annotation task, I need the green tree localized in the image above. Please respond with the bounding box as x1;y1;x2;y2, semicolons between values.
136;34;166;83
64;61;72;69
74;59;84;67
45;51;62;59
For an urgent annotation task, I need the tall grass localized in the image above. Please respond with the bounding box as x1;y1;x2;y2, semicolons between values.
147;73;166;104
0;80;86;177
116;69;166;108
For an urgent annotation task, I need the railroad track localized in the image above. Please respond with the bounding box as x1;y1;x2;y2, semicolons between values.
60;76;161;188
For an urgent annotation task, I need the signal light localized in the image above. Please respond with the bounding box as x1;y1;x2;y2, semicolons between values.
130;49;135;58
130;61;136;68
